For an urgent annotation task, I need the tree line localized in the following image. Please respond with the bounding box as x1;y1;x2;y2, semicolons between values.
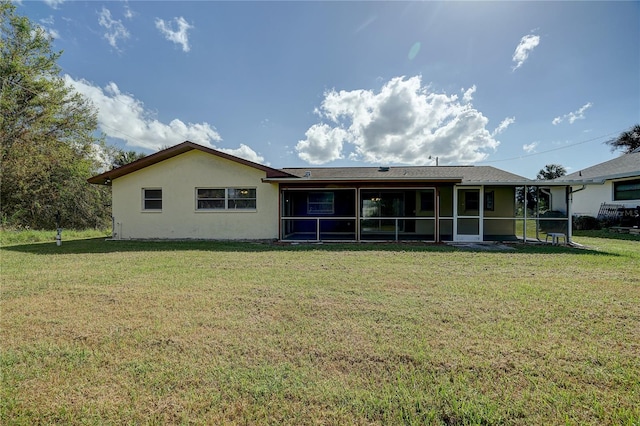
0;1;637;230
0;2;144;230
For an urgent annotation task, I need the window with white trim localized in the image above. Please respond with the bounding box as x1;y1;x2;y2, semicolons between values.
196;188;256;210
143;188;162;210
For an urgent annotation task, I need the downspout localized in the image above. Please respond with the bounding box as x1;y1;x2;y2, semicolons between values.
540;188;552;205
540;187;554;241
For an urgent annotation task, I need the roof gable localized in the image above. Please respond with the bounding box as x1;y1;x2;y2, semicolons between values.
88;141;294;185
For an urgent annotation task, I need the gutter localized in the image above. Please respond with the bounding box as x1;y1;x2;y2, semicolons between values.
262;177;463;184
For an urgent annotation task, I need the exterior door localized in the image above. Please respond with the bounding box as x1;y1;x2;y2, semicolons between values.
454;187;482;242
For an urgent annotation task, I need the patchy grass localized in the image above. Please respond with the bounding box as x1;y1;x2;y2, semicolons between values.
0;228;110;246
1;235;639;425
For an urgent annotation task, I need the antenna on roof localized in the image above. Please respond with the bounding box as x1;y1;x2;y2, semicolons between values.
429;155;439;166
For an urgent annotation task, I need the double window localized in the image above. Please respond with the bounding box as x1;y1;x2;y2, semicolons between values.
143;188;162;210
197;188;256;210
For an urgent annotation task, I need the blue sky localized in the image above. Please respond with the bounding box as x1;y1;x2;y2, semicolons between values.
17;0;640;178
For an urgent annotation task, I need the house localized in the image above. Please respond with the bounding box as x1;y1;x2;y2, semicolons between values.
88;141;577;243
554;150;640;218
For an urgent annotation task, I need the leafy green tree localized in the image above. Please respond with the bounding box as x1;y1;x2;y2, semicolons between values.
606;124;640;154
112;149;146;168
536;164;566;180
517;164;566;213
1;1;109;229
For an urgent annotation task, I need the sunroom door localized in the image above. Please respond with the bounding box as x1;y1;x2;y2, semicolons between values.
454;187;482;242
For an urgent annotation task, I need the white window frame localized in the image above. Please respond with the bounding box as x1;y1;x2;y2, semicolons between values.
196;187;257;211
142;188;162;211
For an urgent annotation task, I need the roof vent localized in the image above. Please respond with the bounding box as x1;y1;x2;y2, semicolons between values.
304;171;311;178
378;166;390;172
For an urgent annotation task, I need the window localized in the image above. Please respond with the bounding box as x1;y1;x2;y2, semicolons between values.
307;192;334;214
196;188;226;209
614;179;640;201
361;191;405;218
484;190;495;211
197;188;256;210
228;188;257;209
143;188;162;210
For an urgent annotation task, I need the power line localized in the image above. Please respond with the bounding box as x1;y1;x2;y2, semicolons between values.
477;131;620;164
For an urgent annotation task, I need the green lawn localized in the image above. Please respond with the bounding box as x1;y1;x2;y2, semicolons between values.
1;232;639;425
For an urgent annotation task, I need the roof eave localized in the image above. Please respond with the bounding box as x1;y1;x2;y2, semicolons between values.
87;141;295;185
262;177;464;184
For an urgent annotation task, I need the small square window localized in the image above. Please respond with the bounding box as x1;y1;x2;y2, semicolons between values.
143;188;162;210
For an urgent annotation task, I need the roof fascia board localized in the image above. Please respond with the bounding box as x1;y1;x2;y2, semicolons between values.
262;177;464;184
88;141;293;185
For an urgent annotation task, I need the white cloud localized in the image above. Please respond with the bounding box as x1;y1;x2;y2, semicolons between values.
123;2;134;19
43;0;64;9
37;17;60;40
522;142;538;153
296;124;349;164
40;15;55;25
64;75;222;152
219;144;266;165
492;116;515;136
462;85;476;103
552;102;593;125
98;7;129;50
512;34;540;71
155;17;193;52
295;76;500;165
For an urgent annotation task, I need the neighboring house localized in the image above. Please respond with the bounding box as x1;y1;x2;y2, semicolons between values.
88;141;577;242
554;151;640;218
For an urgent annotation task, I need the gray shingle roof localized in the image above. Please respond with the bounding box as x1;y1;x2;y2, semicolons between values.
556;152;640;182
279;165;530;184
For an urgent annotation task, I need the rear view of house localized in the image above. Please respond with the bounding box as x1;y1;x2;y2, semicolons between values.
89;141;576;243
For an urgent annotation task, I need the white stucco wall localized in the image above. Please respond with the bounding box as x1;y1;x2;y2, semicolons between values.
549;187;568;215
571;179;640;217
111;150;280;239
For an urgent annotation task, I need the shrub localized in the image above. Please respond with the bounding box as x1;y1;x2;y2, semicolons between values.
573;215;601;231
539;210;567;233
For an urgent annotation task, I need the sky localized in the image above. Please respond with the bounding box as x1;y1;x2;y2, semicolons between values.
15;0;640;179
